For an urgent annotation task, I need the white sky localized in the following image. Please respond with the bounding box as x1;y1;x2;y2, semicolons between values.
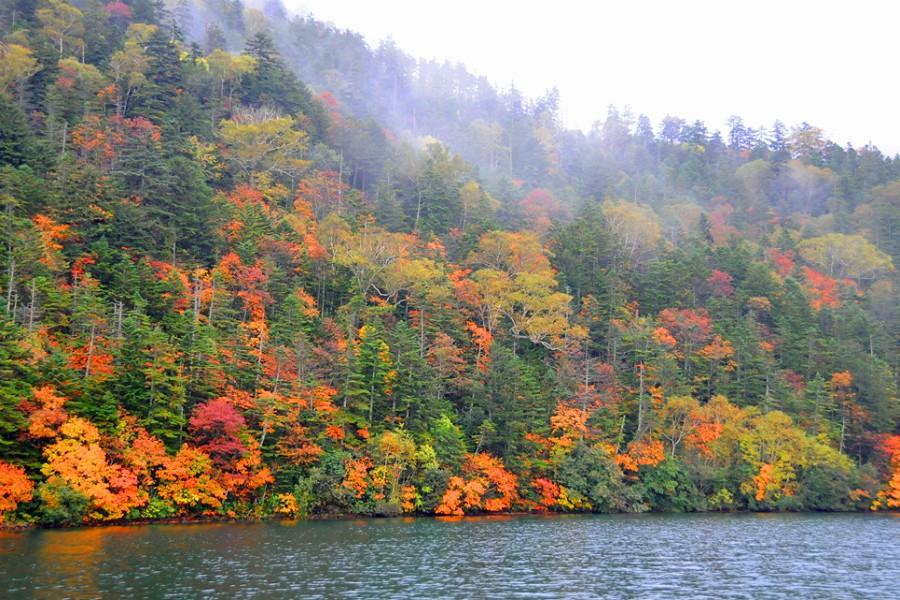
286;0;900;155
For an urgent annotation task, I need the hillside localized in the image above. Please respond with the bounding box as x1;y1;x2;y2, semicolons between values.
0;0;897;525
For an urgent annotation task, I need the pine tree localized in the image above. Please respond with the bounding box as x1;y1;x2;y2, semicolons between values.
0;94;36;167
0;316;32;456
241;32;327;136
345;323;396;428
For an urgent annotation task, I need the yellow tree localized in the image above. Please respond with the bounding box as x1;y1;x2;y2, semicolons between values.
738;410;849;506
656;395;701;456
40;418;143;521
467;231;582;350
220;106;309;187
381;256;448;355
326;216;417;301
458;180;498;229
108;25;155;118
0;44;42;105
798;233;893;283
600;199;664;270
205;49;256;119
37;0;84;58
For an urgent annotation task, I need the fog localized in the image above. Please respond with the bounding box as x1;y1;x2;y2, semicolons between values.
286;0;900;155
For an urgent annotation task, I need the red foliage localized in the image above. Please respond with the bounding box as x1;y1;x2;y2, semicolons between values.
708;201;739;245
103;1;132;19
296;171;349;220
519;189;568;234
706;269;734;297
658;308;712;348
766;248;796;277
189;398;247;466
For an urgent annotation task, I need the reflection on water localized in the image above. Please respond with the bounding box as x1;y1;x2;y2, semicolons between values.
1;513;897;599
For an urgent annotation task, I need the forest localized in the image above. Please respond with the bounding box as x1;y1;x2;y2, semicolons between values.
0;0;898;526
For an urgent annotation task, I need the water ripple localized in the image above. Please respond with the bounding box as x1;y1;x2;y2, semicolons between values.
0;513;897;599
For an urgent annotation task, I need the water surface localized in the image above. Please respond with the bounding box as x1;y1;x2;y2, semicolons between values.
1;513;897;598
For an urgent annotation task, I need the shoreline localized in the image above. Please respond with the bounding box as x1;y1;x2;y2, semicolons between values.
3;507;890;531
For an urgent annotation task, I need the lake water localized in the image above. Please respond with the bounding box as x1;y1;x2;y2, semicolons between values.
1;513;897;598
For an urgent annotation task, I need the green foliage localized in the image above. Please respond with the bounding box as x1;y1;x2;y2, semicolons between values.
0;316;32;455
557;443;647;513
431;415;466;470
0;93;36;167
640;459;703;512
37;481;88;527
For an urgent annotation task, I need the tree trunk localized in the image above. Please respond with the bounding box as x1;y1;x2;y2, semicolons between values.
5;257;14;314
27;278;36;332
84;324;96;379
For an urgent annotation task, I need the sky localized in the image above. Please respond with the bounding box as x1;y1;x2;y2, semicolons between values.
286;1;900;155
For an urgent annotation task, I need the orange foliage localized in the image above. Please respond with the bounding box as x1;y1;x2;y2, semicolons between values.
550;405;588;448
220;439;273;499
295;288;320;317
25;385;68;439
148;260;191;311
32;214;70;270
400;485;417;512
0;461;34;522
873;435;900;510
652;327;677;348
41;417;143;521
754;463;774;502
617;438;665;472
465;321;493;372
124;428;169;488
226;185;268;211
699;335;735;362
435;453;518;515
325;425;345;440
686;420;723;457
68;336;115;380
830;371;853;389
435;476;466;515
276;424;324;466
532;478;560;510
299;385;338;413
658;308;712;348
802;266;840;310
295;170;349;220
71;115;161;169
342;457;373;499
156;446;227;513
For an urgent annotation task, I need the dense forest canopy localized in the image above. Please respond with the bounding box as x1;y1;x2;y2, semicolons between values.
0;0;897;525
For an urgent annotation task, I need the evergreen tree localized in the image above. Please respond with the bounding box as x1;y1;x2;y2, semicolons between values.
241;32;327;136
0;94;36;167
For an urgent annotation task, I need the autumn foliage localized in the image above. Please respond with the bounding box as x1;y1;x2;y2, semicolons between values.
0;0;897;528
0;462;33;523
